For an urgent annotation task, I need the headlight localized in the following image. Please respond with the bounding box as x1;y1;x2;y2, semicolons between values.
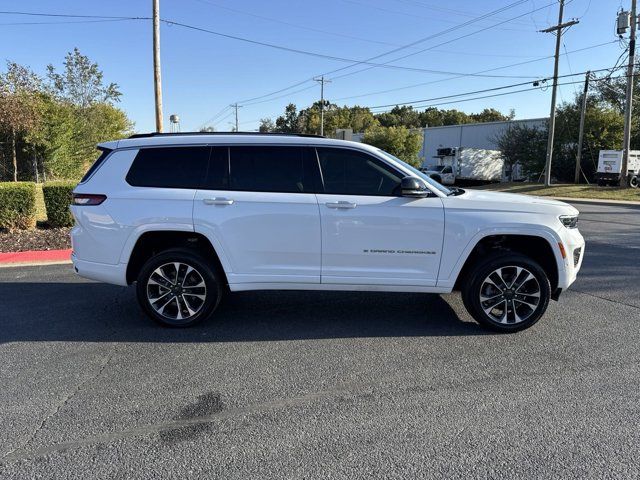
559;214;578;229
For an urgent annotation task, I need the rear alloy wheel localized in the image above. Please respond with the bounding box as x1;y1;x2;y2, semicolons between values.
136;249;222;327
630;175;639;189
462;254;550;332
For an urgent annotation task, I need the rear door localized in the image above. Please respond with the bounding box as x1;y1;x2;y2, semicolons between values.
193;145;322;285
315;147;445;287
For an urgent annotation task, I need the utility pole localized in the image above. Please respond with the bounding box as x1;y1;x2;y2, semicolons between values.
314;76;331;136
540;0;579;186
152;0;164;132
230;103;241;131
621;0;637;187
574;71;590;184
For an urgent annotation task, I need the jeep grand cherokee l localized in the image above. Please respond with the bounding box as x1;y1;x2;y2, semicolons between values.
70;133;584;332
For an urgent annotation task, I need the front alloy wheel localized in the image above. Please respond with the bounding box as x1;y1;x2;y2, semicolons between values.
479;266;541;325
463;253;551;332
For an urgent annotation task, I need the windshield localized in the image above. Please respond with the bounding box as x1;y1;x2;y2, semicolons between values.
376;149;452;196
426;165;445;172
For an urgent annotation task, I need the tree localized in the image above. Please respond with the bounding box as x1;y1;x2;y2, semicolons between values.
46;48;121;107
258;118;274;133
494;94;624;183
33;49;132;179
362;126;423;167
494;124;548;181
0;62;42;181
199;126;215;132
274;103;300;133
469;108;514;123
377;105;422;128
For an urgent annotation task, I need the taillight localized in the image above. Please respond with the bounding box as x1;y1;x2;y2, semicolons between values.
72;194;107;206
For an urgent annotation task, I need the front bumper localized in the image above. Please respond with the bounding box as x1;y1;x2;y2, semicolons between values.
556;227;585;290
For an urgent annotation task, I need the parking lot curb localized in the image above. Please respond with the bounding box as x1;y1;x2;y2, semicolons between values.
551;196;640;207
0;249;72;267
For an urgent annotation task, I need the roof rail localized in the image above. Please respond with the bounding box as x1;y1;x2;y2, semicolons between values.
128;132;325;139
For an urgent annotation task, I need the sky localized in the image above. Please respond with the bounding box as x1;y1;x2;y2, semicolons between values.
0;0;629;133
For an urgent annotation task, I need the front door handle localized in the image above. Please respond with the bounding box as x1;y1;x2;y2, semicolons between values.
203;197;234;205
325;201;357;209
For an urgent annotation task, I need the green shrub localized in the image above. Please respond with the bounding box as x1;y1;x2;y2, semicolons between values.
42;181;76;227
0;182;37;230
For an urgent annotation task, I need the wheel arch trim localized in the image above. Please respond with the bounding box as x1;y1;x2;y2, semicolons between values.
438;226;565;289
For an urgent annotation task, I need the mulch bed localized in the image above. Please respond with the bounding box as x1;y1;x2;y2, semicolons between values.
0;225;72;253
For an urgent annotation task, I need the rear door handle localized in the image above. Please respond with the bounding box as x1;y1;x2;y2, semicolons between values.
325;201;357;209
203;197;234;205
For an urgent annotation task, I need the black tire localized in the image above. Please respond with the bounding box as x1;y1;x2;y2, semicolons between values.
136;248;223;327
630;175;639;189
461;253;551;333
431;174;442;184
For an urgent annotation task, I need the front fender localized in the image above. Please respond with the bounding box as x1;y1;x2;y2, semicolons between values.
437;225;565;289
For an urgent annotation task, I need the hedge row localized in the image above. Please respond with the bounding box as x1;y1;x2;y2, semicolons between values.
0;182;38;230
42;181;76;227
0;181;77;230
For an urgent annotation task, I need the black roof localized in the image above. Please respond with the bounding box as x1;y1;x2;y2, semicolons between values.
128;132;325;139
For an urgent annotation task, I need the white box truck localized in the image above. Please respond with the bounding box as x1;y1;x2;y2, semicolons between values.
421;147;504;185
595;150;640;186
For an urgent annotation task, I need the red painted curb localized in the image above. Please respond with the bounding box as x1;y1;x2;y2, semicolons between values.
0;249;72;265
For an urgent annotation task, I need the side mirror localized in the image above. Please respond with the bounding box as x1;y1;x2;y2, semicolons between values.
401;176;429;197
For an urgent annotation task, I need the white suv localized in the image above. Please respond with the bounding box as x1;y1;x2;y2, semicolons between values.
71;133;584;332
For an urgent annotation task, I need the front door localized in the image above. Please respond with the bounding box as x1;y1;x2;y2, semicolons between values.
315;147;445;287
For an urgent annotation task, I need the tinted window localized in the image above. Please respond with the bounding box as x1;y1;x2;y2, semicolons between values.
229;146;319;193
317;148;403;196
204;147;230;190
126;147;210;189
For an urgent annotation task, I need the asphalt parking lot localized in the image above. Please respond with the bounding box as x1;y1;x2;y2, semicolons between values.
1;202;639;479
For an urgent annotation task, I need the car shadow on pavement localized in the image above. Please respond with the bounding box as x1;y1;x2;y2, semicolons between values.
0;282;488;344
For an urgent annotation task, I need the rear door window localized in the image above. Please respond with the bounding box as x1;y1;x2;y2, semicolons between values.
126;147;210;188
229;146;320;193
316;147;403;196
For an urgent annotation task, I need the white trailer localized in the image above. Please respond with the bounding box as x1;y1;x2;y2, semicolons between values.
421;147;504;185
595;150;640;186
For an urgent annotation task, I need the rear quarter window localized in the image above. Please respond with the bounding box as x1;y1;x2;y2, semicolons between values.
126;147;210;189
80;148;112;183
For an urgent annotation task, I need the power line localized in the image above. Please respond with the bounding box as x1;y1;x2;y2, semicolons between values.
0;10;149;20
368;65;631;111
190;0;403;48
324;0;534;79
370;74;629;114
0;18;139;25
332;40;618;103
159;18;540;79
233;1;549;106
329;1;557;81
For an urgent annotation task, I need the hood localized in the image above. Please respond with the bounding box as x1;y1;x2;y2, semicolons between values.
447;188;579;215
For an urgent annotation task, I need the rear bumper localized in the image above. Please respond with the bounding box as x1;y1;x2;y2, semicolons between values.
71;253;128;286
596;173;620;181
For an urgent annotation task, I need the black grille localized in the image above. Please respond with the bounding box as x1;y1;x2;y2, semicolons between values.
573;247;582;267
